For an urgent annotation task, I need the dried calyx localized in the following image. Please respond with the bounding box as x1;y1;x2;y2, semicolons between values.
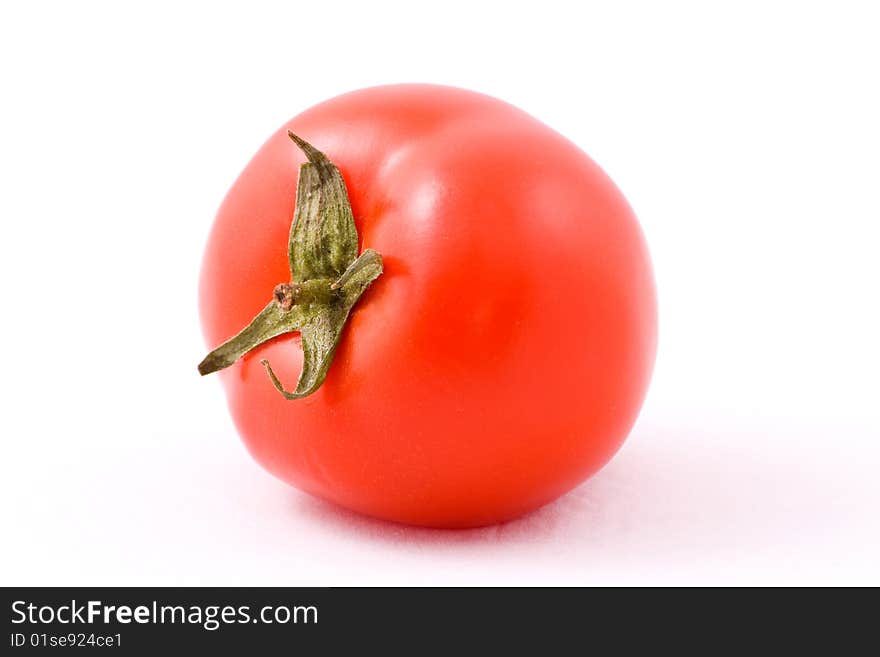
197;131;383;399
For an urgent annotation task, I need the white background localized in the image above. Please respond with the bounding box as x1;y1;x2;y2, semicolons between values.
2;1;878;585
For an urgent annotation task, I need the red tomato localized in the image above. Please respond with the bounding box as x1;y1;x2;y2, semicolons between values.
199;84;656;528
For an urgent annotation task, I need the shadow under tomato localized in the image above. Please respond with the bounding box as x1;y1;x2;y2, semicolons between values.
287;418;844;564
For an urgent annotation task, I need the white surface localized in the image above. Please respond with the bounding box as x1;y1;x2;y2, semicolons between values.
2;1;878;586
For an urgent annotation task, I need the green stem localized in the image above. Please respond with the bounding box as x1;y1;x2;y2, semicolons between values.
198;133;383;399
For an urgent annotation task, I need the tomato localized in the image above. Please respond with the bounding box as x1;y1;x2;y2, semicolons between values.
199;84;656;528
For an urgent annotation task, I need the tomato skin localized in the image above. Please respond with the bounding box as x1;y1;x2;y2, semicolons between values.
199;84;656;528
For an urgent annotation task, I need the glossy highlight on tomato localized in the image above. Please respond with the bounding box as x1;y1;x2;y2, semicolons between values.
199;84;657;528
